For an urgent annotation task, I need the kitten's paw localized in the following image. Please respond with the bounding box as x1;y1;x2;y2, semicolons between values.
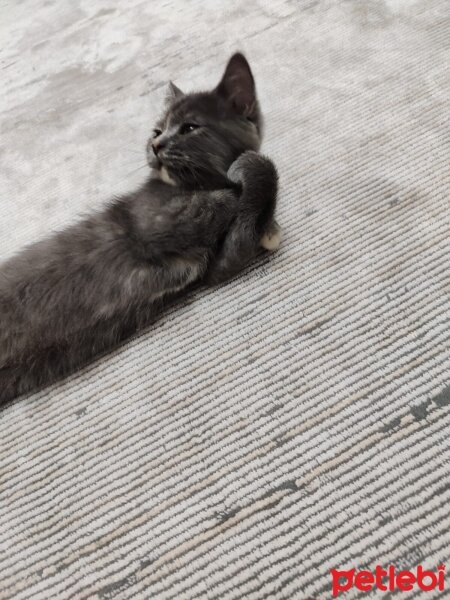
227;151;277;186
260;220;282;251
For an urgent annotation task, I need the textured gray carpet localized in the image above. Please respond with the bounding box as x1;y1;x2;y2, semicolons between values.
1;1;450;598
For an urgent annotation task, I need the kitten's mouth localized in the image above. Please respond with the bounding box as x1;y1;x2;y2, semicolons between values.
148;155;163;169
148;154;178;186
152;154;174;173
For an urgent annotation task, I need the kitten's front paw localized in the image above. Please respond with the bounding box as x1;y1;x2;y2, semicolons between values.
260;220;282;251
227;151;277;187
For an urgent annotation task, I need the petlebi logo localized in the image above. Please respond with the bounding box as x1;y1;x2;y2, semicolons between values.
330;565;445;596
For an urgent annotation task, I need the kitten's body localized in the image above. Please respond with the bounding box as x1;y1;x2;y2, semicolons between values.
0;54;279;404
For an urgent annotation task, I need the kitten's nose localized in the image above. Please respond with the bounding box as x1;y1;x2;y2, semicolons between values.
152;139;165;156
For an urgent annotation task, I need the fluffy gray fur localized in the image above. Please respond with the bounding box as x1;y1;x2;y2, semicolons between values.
0;53;279;404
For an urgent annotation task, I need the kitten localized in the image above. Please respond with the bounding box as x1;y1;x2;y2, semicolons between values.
0;53;280;404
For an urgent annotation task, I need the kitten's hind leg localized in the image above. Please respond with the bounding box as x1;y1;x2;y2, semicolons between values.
205;220;257;284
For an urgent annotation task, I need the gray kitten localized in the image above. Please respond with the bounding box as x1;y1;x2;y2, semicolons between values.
0;53;280;404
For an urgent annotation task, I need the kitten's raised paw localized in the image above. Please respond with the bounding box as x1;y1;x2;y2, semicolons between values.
227;151;276;186
260;220;282;251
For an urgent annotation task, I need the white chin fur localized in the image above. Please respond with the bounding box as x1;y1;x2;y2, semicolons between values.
160;166;177;186
260;224;282;251
151;166;177;186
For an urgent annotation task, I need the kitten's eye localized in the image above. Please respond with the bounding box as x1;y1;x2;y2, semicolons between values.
179;123;199;135
152;129;162;138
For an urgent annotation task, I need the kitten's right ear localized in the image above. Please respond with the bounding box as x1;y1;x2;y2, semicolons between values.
165;81;184;104
216;53;257;118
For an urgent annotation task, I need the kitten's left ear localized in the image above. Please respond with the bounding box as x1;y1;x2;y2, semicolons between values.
165;81;184;104
216;53;257;118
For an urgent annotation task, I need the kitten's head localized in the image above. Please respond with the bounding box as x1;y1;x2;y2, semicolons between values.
147;53;262;189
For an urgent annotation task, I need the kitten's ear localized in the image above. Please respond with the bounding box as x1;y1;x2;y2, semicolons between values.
216;53;257;118
165;81;184;104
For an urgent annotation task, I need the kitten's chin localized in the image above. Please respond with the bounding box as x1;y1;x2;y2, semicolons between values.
149;163;178;187
159;166;178;186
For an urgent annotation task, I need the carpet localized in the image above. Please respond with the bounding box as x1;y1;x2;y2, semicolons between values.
1;1;450;598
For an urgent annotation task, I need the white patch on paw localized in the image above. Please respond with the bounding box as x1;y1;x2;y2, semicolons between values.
260;227;282;251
